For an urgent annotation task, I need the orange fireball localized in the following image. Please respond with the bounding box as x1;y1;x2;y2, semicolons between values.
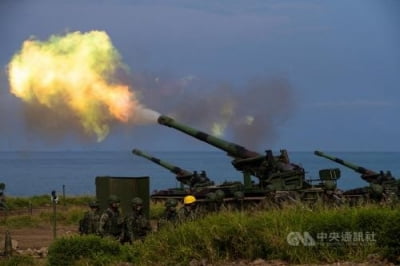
8;31;139;141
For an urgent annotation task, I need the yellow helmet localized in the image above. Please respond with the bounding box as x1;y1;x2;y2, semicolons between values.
184;195;196;205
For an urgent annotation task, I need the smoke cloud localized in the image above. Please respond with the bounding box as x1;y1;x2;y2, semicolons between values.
133;74;296;150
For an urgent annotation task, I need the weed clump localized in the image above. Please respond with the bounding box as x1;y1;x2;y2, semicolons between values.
47;235;122;266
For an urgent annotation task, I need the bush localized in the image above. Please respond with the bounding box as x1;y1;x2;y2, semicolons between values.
149;201;165;220
353;206;388;232
377;210;400;263
22;202;400;265
47;235;122;266
125;206;400;265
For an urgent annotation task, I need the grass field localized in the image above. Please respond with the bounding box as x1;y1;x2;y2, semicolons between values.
0;196;399;266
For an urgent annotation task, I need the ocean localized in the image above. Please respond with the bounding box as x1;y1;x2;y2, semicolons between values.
1;151;399;197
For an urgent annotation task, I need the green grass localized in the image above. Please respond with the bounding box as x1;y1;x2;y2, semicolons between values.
0;206;87;228
4;195;94;210
46;204;400;265
149;201;165;220
0;197;164;229
0;215;41;228
48;235;123;266
2;197;397;265
0;255;36;266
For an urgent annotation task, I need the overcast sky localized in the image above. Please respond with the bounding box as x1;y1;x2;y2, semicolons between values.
0;0;399;152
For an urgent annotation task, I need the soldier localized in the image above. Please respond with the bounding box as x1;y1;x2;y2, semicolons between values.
0;194;7;211
204;189;226;213
122;197;151;243
79;200;101;235
0;183;8;211
204;192;218;212
214;189;226;210
233;191;245;211
177;195;199;223
157;198;178;229
98;195;124;241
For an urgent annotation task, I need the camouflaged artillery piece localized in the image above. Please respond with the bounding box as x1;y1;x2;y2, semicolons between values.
314;150;399;203
157;115;344;205
132;148;242;204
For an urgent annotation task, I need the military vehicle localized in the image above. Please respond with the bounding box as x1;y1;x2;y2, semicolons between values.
132;149;249;207
314;151;399;203
133;149;241;202
132;149;215;190
156;115;344;206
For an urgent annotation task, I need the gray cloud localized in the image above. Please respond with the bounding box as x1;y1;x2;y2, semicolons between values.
311;100;395;108
133;74;296;151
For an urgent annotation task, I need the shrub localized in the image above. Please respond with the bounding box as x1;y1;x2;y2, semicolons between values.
125;206;400;265
377;210;400;263
47;235;122;266
149;201;165;220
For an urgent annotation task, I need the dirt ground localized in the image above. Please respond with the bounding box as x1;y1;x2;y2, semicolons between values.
0;224;78;250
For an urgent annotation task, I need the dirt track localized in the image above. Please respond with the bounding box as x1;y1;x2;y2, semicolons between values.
0;206;79;251
0;224;78;250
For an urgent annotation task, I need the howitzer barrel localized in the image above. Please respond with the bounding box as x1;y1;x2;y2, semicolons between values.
158;115;259;159
132;149;193;177
314;150;377;176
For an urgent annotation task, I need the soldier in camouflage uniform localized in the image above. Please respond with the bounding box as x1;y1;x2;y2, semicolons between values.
79;200;101;235
177;195;199;223
157;198;178;229
122;197;151;243
204;189;226;213
98;195;124;241
0;183;8;211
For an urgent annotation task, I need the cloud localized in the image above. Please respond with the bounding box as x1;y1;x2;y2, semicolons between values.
134;74;296;151
311;99;395;108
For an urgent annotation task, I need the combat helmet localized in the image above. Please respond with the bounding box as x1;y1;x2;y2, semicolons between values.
108;195;120;204
165;198;178;208
215;190;225;201
131;197;143;207
89;200;99;208
233;191;244;200
205;192;217;202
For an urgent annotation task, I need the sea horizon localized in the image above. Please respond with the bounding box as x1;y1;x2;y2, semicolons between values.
1;150;399;197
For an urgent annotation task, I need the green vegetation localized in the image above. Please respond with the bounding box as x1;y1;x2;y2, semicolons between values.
0;215;41;228
37;206;87;226
149;201;165;220
48;235;123;266
46;204;400;265
1;197;398;265
0;195;164;229
0;255;35;266
5;195;94;210
0;195;92;228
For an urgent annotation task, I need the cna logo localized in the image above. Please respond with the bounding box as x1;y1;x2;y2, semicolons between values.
286;232;316;246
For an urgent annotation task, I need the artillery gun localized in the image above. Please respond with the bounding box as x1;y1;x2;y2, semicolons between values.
132;148;244;203
157;115;343;205
133;149;214;188
314;150;399;203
